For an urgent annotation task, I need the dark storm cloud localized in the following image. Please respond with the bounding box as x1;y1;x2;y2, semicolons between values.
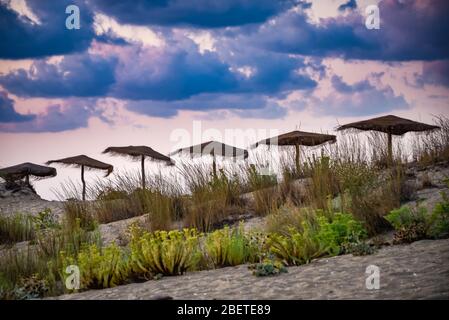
0;0;95;59
254;0;449;61
0;53;117;98
110;44;239;101
91;0;294;28
0;0;444;130
0;38;317;103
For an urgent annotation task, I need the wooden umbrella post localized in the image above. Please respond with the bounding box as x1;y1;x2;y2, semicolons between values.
81;164;86;201
25;174;30;186
387;132;393;166
212;153;217;179
295;143;301;174
141;154;146;190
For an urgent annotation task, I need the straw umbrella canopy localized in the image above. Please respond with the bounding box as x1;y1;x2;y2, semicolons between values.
253;130;337;173
46;155;113;201
0;162;57;185
102;145;174;189
169;140;249;177
337;115;440;165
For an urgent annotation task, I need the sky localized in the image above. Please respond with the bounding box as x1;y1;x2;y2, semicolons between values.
0;0;448;200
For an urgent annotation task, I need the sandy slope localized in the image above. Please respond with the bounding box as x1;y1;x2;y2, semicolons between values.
53;238;449;300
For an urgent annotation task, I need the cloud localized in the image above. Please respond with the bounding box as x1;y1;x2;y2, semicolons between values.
91;0;294;28
0;91;36;123
0;53;117;98
0;0;95;59
220;45;317;95
1;35;318;103
231;101;287;119
331;75;372;93
126;93;286;119
110;43;238;100
253;0;449;61
294;74;410;117
415;60;449;88
338;0;357;12
0;99;105;133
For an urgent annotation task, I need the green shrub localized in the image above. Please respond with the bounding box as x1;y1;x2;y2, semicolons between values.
386;206;427;230
61;243;130;290
130;227;202;277
32;209;60;231
428;190;449;238
316;212;367;256
386;190;449;243
249;259;287;277
386;206;428;244
11;274;49;300
267;210;367;265
205;224;260;268
343;242;376;256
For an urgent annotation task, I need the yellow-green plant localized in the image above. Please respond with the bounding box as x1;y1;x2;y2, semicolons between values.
205;224;260;268
61;243;130;290
267;222;325;266
130;226;202;277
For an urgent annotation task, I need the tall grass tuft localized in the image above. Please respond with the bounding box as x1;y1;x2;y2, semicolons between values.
0;214;35;245
412;115;449;165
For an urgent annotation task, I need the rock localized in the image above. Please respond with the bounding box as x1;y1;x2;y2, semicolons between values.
99;215;149;246
0;181;40;200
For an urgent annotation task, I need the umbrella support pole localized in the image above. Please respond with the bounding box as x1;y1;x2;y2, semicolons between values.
295;143;301;175
387;132;393;166
212;154;217;179
81;165;86;201
25;174;30;186
141;155;146;190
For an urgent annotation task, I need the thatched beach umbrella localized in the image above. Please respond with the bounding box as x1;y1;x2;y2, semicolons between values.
46;155;113;201
102;145;174;189
337;115;440;165
169;141;248;177
253;131;337;173
0;162;57;185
